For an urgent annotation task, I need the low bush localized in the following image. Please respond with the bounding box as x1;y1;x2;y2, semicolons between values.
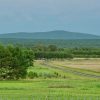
28;71;38;79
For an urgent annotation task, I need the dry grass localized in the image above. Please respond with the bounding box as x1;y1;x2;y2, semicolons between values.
47;58;100;72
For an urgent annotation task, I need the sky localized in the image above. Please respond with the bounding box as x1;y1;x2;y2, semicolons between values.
0;0;100;35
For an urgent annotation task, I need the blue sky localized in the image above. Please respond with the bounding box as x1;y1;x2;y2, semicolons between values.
0;0;100;35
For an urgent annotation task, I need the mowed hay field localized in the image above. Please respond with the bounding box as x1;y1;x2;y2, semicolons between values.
46;58;100;72
0;59;100;100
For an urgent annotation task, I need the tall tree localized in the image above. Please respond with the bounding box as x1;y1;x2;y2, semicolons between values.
0;45;34;80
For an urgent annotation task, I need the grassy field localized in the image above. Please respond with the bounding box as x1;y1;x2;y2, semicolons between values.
0;59;100;100
0;79;100;100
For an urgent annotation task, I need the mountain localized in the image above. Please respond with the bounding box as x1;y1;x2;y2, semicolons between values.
0;30;100;39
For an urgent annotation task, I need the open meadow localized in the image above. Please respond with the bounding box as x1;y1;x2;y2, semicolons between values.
0;59;100;100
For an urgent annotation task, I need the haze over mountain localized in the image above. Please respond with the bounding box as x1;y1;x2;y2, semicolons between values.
0;30;100;40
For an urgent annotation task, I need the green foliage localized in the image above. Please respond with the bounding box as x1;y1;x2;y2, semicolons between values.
48;45;57;51
28;71;38;79
33;44;73;59
34;51;73;59
0;44;34;80
1;38;100;48
32;44;100;59
1;38;100;59
69;47;100;58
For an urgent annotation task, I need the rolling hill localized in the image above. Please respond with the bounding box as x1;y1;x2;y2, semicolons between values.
0;30;100;39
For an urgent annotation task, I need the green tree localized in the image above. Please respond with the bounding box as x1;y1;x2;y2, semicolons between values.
0;45;34;80
48;45;57;51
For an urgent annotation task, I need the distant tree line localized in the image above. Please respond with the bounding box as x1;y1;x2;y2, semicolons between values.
32;44;100;59
34;52;73;59
69;48;100;58
32;44;73;59
1;38;100;48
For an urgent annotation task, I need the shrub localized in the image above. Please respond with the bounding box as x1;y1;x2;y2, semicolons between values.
28;71;38;79
54;72;59;77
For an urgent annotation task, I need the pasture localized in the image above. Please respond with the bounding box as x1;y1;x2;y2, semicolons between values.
0;59;100;100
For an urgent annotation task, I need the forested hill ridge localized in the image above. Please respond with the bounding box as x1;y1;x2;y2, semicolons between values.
0;30;100;39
